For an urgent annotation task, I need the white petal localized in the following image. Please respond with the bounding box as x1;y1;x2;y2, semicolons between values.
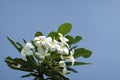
66;55;76;66
17;64;22;68
59;61;65;67
37;46;44;56
25;43;34;49
63;67;68;75
57;47;64;54
70;56;76;65
35;41;41;46
34;37;39;41
27;50;33;55
21;42;34;60
21;52;27;60
46;37;52;42
63;47;69;55
35;52;44;59
70;49;74;55
59;60;68;75
50;46;56;51
58;33;69;42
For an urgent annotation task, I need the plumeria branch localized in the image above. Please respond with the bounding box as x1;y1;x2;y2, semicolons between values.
5;23;92;80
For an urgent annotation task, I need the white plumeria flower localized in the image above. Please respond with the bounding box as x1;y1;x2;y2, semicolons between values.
65;49;76;65
58;33;69;42
63;67;68;75
58;33;69;48
59;61;68;75
35;52;44;59
35;52;50;63
59;61;66;67
21;43;34;60
46;37;58;51
57;43;69;55
37;45;49;59
34;36;46;46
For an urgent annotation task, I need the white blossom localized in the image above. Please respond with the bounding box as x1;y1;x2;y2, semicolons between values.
35;52;48;63
57;43;69;55
65;49;76;65
37;45;49;59
35;52;44;59
58;33;69;42
58;33;69;48
59;61;68;74
34;36;50;59
34;36;46;46
21;43;34;59
45;37;58;51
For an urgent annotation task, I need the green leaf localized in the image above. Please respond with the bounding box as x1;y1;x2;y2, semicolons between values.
23;39;27;43
16;42;23;50
5;57;35;72
44;66;69;80
67;67;77;73
26;55;37;68
34;31;43;37
21;72;38;78
65;35;74;45
74;48;92;58
70;45;78;50
14;58;29;67
47;31;59;40
5;59;18;70
66;62;91;66
7;37;21;52
57;23;72;35
21;73;32;78
30;40;38;52
5;57;17;65
73;36;82;44
66;35;82;45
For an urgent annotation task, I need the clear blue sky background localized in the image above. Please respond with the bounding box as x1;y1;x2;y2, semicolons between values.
0;0;120;80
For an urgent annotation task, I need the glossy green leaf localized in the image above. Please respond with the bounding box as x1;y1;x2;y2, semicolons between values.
34;31;43;37
66;62;91;66
47;31;59;40
7;37;21;52
5;57;35;72
5;23;93;79
57;23;72;35
73;36;82;44
66;35;82;45
74;48;92;58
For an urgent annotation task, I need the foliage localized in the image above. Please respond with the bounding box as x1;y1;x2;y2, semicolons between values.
5;23;92;80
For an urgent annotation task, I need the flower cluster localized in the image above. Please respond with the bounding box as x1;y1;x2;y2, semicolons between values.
5;23;92;80
21;33;75;74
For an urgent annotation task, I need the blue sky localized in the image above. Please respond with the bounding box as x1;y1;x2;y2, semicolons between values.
0;0;120;80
